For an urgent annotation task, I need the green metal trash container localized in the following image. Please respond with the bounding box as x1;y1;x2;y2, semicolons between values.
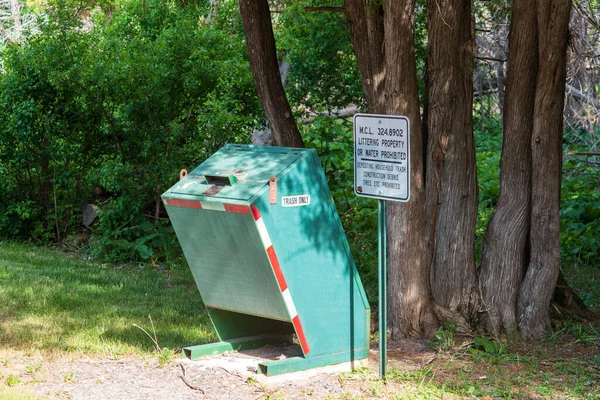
162;144;370;375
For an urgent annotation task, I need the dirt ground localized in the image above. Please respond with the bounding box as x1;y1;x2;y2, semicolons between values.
1;341;434;400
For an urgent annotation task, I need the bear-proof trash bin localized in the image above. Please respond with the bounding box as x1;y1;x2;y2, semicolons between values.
162;144;370;375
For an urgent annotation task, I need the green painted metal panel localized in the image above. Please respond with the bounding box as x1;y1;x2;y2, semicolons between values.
258;347;370;376
162;144;371;375
253;151;370;358
207;308;294;341
166;206;290;321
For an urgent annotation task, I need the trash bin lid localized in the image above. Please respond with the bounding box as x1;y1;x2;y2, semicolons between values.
168;145;302;202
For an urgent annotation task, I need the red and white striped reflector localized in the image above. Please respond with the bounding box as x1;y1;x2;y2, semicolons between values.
163;198;251;214
250;204;310;355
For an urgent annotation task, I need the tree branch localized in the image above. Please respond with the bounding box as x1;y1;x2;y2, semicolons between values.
566;84;600;108
475;55;506;62
301;106;360;124
305;6;345;13
567;151;600;156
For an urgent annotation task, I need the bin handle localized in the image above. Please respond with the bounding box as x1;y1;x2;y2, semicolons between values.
180;169;188;181
269;176;277;204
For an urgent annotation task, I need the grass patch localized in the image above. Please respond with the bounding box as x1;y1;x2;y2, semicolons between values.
0;387;44;400
0;242;215;357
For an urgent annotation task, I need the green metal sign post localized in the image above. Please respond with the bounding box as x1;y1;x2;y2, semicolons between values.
353;113;410;379
378;199;387;377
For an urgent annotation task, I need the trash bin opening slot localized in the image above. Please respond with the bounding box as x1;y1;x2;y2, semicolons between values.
205;175;237;186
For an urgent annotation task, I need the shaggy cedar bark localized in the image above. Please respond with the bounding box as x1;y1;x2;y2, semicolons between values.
384;0;438;338
346;0;436;337
345;0;385;114
238;0;304;148
518;0;572;339
480;0;538;335
425;0;479;322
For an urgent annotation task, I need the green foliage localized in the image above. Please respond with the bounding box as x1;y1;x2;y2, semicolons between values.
472;336;499;354
277;0;364;112
276;0;427;112
157;347;174;368
474;115;502;207
473;116;502;263
3;375;20;387
469;336;509;362
0;8;94;240
0;0;261;262
560;161;600;264
428;323;457;352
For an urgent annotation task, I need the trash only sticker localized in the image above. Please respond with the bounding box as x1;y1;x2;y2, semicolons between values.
282;195;310;207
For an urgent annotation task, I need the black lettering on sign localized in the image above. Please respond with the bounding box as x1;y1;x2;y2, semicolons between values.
281;195;311;207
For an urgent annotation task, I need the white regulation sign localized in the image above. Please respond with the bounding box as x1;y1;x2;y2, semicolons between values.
353;113;410;202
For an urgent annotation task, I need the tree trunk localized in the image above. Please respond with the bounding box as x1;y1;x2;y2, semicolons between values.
479;0;538;335
345;0;385;114
346;0;437;337
385;0;438;339
238;0;304;148
518;0;571;339
425;0;479;322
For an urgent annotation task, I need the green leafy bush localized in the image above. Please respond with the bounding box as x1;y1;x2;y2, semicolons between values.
0;0;261;262
561;161;600;263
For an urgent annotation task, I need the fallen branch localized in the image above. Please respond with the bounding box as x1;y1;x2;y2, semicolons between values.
215;365;246;381
179;364;205;394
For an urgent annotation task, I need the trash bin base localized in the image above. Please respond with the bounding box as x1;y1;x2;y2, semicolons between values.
183;333;293;360
258;347;370;376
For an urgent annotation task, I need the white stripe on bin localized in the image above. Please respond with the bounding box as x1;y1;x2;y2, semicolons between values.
199;201;226;211
255;218;272;249
281;288;298;318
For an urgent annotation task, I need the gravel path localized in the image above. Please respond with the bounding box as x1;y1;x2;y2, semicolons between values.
2;341;433;399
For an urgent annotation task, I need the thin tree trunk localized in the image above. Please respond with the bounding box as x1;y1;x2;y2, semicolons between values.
9;0;22;42
422;56;429;178
480;0;538;335
425;0;479;322
385;0;437;339
518;0;571;339
494;19;508;116
239;0;304;148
